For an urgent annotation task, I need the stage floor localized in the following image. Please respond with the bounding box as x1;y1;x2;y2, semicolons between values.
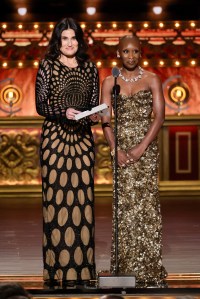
0;196;200;295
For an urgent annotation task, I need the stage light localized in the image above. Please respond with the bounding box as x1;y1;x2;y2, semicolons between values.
96;23;102;28
18;7;27;16
152;6;162;15
96;61;102;67
143;23;149;28
2;24;7;29
86;7;96;15
159;22;164;28
18;24;23;29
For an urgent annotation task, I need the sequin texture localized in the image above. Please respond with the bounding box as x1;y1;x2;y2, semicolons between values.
111;90;167;288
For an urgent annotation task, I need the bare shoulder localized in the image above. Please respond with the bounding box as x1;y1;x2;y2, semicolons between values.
102;75;114;88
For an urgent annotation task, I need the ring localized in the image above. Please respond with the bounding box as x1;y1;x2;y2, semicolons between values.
130;159;133;162
122;164;125;167
126;160;130;163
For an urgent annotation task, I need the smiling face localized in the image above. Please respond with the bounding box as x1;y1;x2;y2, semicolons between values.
117;36;141;70
60;29;79;57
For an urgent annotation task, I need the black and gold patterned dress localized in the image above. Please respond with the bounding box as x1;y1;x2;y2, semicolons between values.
111;90;167;288
35;58;99;283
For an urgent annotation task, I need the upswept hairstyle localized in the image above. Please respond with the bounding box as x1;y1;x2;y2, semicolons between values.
45;17;89;64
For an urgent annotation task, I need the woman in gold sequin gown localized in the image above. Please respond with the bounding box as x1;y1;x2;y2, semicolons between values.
101;35;167;287
35;18;99;287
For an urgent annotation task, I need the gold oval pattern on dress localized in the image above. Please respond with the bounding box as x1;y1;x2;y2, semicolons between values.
78;189;85;205
66;158;72;170
60;172;68;187
70;146;75;157
58;207;68;226
51;132;58;140
58;142;64;153
49;154;57;165
51;228;61;247
47;187;53;201
75;144;82;155
85;205;92;224
81;267;90;280
49;169;57;184
72;206;81;226
81;225;90;245
43;207;48;223
43;149;50;160
51;139;60;149
90;152;94;160
75;157;82;169
57;157;64;169
83;138;91;146
83;155;90;167
82;170;90;185
71;172;78;188
66;268;77;280
80;141;87;151
64;144;69;155
87;247;93;264
59;249;70;267
42;137;49;149
44;129;49;136
56;189;64;205
87;187;93;201
66;190;74;205
56;269;63;281
65;227;75;246
46;249;55;266
42;165;48;178
74;247;83;265
47;205;55;222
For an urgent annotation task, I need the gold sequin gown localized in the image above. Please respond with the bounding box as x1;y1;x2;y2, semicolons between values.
111;90;167;288
35;59;99;283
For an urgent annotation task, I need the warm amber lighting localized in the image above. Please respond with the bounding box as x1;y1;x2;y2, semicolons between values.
96;23;101;28
143;60;149;66
143;23;149;28
18;24;23;29
34;24;39;29
112;23;117;28
18;61;23;67
33;61;39;67
112;61;117;66
159;22;164;28
81;23;86;29
128;23;133;28
2;24;7;29
96;61;102;67
175;22;180;28
190;22;196;27
175;60;180;66
159;60;165;66
2;62;7;67
49;24;54;29
190;60;196;66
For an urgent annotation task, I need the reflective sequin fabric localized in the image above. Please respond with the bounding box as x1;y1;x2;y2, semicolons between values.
35;59;99;283
111;90;167;288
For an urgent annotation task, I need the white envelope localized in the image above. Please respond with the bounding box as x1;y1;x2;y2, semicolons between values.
75;103;110;120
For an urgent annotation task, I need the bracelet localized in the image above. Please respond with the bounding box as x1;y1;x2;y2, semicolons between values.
110;146;121;156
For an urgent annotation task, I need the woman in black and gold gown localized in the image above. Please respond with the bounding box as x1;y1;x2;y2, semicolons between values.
35;18;99;286
101;35;167;287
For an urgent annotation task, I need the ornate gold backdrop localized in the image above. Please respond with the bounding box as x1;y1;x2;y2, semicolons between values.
0;21;200;197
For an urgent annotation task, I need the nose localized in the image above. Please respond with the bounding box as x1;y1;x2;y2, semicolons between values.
67;39;72;46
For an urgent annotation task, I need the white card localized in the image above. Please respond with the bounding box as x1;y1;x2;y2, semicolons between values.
75;103;109;120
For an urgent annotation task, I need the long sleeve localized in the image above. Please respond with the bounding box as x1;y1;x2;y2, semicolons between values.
35;59;67;120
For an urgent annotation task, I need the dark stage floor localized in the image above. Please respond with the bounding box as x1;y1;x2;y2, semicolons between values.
0;195;200;296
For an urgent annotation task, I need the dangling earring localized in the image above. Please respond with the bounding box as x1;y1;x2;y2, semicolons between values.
117;53;120;58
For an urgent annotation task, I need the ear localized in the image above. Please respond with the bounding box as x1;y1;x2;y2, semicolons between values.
117;50;120;58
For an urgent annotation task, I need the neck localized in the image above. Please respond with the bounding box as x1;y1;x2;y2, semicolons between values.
59;54;78;67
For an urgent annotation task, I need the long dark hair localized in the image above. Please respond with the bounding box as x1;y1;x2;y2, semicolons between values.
45;17;89;64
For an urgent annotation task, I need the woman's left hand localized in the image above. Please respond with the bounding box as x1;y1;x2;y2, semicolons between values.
127;144;145;163
89;113;100;122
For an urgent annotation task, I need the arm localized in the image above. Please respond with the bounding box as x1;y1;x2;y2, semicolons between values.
127;73;165;161
35;59;67;120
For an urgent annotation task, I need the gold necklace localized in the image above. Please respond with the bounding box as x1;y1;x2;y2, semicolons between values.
119;66;144;83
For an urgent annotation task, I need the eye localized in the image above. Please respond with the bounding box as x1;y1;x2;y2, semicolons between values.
123;49;129;54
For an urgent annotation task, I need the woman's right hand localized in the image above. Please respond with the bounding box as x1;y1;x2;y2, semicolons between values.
66;108;81;120
117;150;130;167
